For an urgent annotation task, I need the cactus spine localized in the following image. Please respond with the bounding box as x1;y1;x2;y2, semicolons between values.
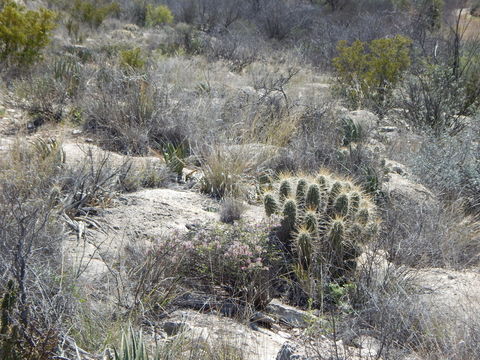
295;228;313;270
282;198;297;232
279;180;292;201
264;193;278;217
262;170;379;282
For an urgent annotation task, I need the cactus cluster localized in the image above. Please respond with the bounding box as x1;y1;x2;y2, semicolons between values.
263;171;379;280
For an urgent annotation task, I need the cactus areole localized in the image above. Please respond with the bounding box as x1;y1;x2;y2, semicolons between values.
263;171;379;281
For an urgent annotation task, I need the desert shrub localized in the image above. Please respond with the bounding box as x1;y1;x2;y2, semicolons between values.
0;0;56;66
347;265;428;358
118;160;172;192
173;0;242;32
351;260;480;359
173;22;203;55
397;131;480;215
119;47;146;70
71;0;120;29
287;104;385;197
416;0;444;32
220;197;246;224
257;0;306;41
14;75;67;128
205;31;259;73
319;0;352;11
145;4;173;27
0;140;69;360
82;68;180;155
12;56;87;128
263;171;380;306
400;63;475;135
383;195;480;269
180;222;279;309
59;149;138;217
472;1;480;17
333;35;412;110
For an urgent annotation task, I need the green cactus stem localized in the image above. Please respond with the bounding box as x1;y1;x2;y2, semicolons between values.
264;193;278;217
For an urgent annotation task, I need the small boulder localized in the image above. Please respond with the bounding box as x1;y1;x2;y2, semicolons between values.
343;110;379;133
162;321;190;336
383;173;436;207
276;342;308;360
266;299;316;329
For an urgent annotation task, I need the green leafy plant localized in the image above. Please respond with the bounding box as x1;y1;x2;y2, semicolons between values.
145;4;173;27
333;35;412;109
161;143;187;179
0;0;57;65
71;0;119;29
119;48;146;70
113;327;149;360
31;137;66;164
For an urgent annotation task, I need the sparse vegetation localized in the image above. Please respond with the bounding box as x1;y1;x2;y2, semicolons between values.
1;0;480;358
145;4;173;27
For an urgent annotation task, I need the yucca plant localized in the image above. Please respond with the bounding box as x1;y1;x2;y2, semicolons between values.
113;327;149;360
161;143;187;180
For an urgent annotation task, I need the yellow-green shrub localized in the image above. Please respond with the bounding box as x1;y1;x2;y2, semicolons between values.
119;47;146;70
145;4;173;27
333;35;412;108
0;0;56;65
71;0;119;29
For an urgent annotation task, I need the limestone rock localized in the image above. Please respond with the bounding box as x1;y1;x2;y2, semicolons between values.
383;173;436;207
266;299;316;329
162;310;286;360
276;342;308;360
343;110;379;133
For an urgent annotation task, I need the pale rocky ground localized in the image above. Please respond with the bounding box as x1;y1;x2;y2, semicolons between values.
1;69;479;360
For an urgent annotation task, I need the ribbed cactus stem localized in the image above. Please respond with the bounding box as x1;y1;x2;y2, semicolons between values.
304;210;318;233
261;170;379;283
329;219;345;252
282;199;297;232
333;194;349;217
296;228;313;270
296;178;307;211
264;193;278;217
328;181;342;207
279;180;292;201
296;179;307;200
306;184;320;210
316;175;329;190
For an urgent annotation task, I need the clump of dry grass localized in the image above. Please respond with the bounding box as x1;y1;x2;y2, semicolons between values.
198;146;257;199
220;197;246;224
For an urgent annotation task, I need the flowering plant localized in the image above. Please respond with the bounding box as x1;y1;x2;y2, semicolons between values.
181;221;278;308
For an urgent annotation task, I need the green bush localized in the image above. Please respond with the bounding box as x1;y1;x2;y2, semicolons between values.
119;47;146;70
145;4;173;27
333;35;412;109
0;0;56;65
71;0;119;29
